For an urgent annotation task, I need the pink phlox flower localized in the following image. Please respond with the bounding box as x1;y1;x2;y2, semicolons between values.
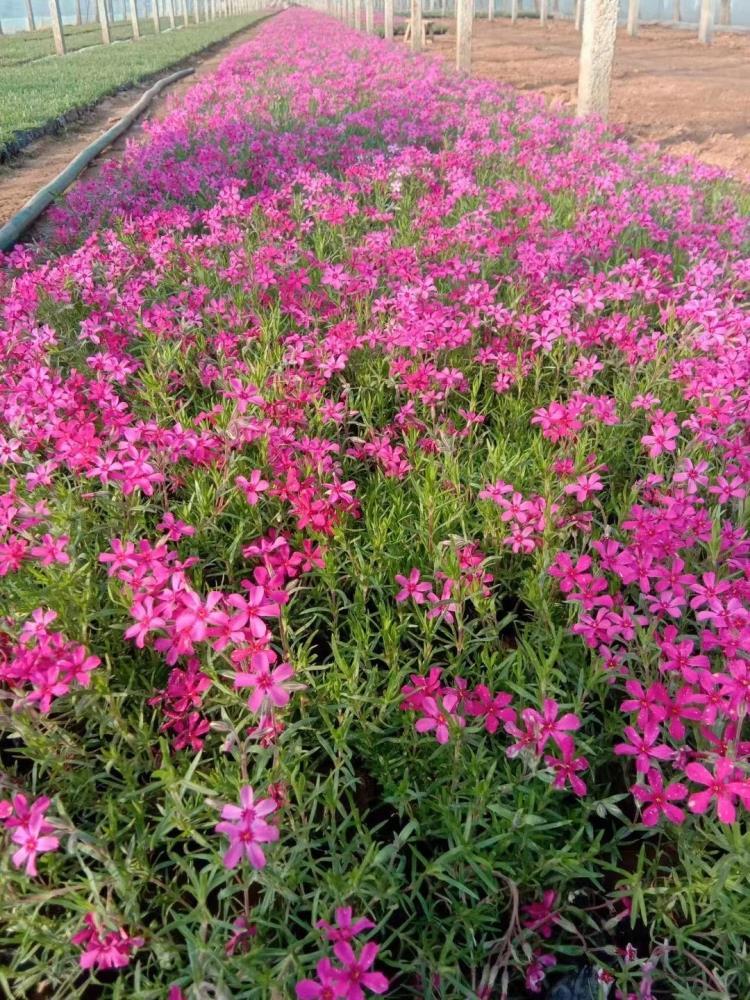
520;699;581;754
332;941;389;1000
316;907;375;944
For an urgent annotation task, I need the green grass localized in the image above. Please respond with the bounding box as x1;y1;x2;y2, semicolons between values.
0;17;179;67
0;13;267;151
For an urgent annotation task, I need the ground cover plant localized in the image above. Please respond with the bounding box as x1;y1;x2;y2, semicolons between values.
1;8;750;998
0;14;263;153
0;17;175;69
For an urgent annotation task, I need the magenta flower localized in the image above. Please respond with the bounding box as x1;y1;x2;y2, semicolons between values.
521;699;580;754
614;723;675;774
544;739;589;797
296;958;347;999
521;889;559;939
317;907;375;944
10;812;59;877
631;768;687;826
234;660;299;713
414;692;464;744
214;785;279;869
71;913;143;970
332;941;389;1000
685;757;748;825
394;569;431;605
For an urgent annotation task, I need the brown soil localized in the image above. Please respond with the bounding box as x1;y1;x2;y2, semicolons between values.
0;17;272;233
428;18;750;180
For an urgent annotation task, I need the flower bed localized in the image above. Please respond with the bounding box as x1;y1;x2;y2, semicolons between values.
1;9;749;998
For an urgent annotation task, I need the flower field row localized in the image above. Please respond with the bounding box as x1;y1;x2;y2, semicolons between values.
1;9;750;998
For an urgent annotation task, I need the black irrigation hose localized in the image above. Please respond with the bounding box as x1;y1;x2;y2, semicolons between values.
0;67;195;253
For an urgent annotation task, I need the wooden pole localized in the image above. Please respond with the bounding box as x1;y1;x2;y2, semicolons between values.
128;0;140;35
576;0;618;119
410;0;421;50
96;0;112;41
49;0;66;53
456;0;471;70
626;0;638;35
25;0;36;30
384;0;393;37
365;0;373;31
698;0;712;42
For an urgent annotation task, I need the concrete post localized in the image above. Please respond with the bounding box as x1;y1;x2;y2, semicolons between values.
75;0;82;23
719;0;730;26
410;0;422;50
539;0;546;25
575;0;583;30
354;0;361;28
96;0;112;41
510;0;517;22
128;0;140;35
626;0;638;35
25;0;36;30
576;0;618;119
456;0;472;70
49;0;66;53
698;0;712;42
365;0;373;31
384;0;393;36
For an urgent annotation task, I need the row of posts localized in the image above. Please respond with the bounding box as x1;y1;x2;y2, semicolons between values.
45;0;258;56
626;0;718;43
324;0;723;117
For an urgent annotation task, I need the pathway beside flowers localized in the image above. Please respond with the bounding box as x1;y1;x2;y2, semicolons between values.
1;8;749;999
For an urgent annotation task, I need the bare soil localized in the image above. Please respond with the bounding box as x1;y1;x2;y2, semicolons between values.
428;18;750;180
0;18;271;232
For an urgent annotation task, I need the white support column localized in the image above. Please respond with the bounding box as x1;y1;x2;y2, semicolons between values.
719;0;731;26
129;0;140;36
75;0;82;24
626;0;638;36
25;0;36;30
456;0;471;70
167;0;175;26
576;0;618;119
97;0;112;42
384;0;393;37
365;0;373;31
410;0;422;50
354;0;361;28
539;0;546;25
698;0;713;42
574;0;583;30
49;0;66;53
671;0;680;20
488;0;493;21
510;0;517;23
152;0;161;31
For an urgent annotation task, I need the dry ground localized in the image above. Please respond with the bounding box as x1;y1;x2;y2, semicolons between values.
428;17;750;180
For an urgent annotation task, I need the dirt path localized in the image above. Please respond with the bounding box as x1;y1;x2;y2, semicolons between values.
0;18;273;232
427;18;750;180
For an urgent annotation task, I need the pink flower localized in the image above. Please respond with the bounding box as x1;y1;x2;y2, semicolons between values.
544;738;589;797
332;941;389;999
71;913;143;970
30;534;70;566
236;469;270;506
296;958;347;999
394;569;431;605
631;769;687;826
124;596;166;648
317;907;375;944
521;890;558;939
525;951;556;993
234;659;299;713
414;693;464;744
521;699;580;754
10;811;59;877
614;724;674;774
685;757;748;825
214;785;279;869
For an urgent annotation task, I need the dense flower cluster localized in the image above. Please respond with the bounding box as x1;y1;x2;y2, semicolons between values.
1;7;749;998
